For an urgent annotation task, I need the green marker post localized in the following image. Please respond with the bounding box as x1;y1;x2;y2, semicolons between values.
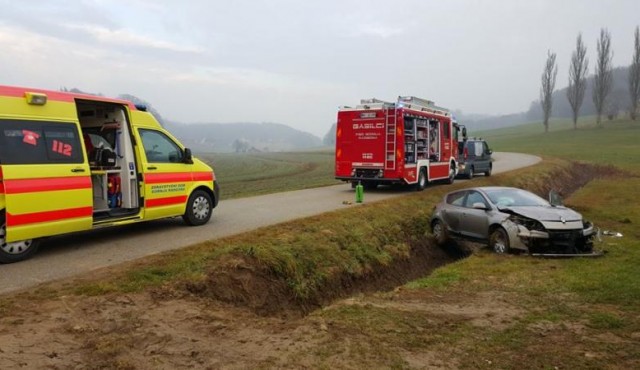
355;181;364;203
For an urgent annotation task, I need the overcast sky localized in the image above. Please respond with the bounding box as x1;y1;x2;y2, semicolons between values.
1;0;638;136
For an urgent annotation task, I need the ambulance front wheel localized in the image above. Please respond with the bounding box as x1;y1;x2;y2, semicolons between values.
0;214;40;264
183;190;213;226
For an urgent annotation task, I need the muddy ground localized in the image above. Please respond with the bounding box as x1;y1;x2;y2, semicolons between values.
0;243;463;369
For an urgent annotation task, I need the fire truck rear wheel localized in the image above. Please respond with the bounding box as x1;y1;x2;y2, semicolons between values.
183;190;213;226
447;165;455;184
416;169;427;191
0;213;40;264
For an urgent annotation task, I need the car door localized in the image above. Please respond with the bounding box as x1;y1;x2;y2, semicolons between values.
441;190;467;235
0;119;92;242
471;141;483;171
459;190;490;239
136;128;192;220
480;141;491;171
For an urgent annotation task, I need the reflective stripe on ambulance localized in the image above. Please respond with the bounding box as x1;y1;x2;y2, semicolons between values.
144;171;214;208
2;175;92;227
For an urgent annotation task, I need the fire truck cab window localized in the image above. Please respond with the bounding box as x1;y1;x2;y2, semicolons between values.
0;119;83;164
139;129;184;163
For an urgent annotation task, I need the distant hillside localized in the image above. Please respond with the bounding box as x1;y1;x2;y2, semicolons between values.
456;111;535;132
164;121;322;153
452;66;634;133
61;87;321;152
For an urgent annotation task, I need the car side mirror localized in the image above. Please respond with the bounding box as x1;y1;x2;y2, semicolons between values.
487;149;493;155
184;148;194;164
549;190;563;206
472;202;489;210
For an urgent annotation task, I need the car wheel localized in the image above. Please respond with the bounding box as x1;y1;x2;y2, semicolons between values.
182;189;213;226
467;166;474;179
416;169;427;191
0;214;40;264
431;219;448;245
489;227;510;254
485;164;492;177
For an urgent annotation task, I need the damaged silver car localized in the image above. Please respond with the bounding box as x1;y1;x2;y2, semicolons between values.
430;186;597;255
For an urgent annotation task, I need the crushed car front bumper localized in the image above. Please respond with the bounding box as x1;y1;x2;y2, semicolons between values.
502;220;596;254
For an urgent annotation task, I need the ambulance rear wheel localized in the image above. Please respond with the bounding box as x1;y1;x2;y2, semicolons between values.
183;190;213;226
0;214;40;264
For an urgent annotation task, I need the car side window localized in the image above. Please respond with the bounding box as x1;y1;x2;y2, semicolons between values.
474;142;483;157
464;191;488;208
483;142;490;154
139;129;184;163
446;191;466;207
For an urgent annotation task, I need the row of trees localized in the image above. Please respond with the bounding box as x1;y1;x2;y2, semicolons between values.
540;26;640;132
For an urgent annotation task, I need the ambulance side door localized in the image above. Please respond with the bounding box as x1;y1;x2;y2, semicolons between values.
136;128;191;220
0;119;93;242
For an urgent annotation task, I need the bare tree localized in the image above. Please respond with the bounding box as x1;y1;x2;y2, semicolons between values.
593;28;614;126
630;26;640;120
540;50;558;133
567;34;589;129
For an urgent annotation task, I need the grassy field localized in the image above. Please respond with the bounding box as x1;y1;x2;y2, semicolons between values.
2;118;640;368
477;116;640;172
198;150;340;199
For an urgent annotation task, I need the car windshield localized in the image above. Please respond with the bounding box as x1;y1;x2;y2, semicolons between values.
484;188;550;207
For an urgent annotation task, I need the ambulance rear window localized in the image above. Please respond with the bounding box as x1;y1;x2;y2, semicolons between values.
0;120;83;164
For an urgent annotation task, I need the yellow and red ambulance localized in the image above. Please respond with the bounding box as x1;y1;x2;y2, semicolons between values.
0;85;219;263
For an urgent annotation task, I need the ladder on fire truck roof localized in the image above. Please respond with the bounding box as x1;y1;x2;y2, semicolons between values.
356;98;395;110
397;96;451;117
385;106;397;170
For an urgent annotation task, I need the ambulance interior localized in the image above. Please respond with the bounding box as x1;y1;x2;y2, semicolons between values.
76;101;140;219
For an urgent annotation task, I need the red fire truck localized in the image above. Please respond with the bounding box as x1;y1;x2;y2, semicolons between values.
335;96;466;190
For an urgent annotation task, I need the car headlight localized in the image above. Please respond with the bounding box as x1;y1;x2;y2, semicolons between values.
508;214;545;231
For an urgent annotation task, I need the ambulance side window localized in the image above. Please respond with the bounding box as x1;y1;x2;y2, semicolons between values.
139;129;184;163
0;119;83;164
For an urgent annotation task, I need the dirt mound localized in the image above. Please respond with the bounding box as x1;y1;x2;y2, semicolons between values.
186;240;460;317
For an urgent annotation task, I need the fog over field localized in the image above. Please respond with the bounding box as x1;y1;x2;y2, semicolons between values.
0;0;638;136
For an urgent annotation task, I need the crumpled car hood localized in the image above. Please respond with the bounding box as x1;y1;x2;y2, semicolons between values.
500;206;582;222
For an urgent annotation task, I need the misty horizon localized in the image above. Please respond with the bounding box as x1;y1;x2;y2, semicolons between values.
1;0;638;136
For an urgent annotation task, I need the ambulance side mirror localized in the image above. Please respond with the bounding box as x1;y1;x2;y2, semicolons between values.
184;148;194;164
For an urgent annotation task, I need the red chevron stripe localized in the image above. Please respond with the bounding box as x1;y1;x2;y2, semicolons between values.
6;206;93;227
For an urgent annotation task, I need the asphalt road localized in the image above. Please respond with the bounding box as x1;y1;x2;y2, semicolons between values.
0;152;540;295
